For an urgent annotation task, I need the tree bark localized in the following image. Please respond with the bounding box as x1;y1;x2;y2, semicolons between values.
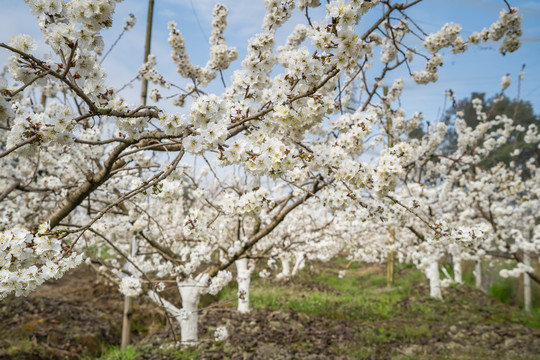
47;142;130;228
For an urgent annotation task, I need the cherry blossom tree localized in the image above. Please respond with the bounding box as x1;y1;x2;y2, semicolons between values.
0;0;526;345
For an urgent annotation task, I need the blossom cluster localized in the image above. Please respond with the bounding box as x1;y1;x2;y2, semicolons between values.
214;326;229;342
0;223;83;299
207;270;232;296
500;263;535;279
208;4;238;70
468;8;523;54
139;55;171;90
119;275;143;297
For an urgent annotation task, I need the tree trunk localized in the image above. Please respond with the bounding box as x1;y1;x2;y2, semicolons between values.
291;252;305;276
121;232;136;350
453;255;463;284
148;274;206;346
277;255;291;279
427;260;442;300
178;278;202;345
474;259;483;290
387;251;395;288
235;258;251;313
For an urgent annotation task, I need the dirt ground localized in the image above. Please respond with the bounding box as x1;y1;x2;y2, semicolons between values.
1;265;539;359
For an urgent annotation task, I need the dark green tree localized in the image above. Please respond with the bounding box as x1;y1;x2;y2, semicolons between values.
441;93;539;174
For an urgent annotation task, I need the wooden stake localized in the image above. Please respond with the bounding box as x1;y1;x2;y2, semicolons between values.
384;86;395;288
121;0;154;349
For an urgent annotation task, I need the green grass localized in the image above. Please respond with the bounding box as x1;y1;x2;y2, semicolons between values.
86;343;200;360
160;346;200;359
236;262;429;324
4;337;34;357
488;277;519;305
92;345;143;360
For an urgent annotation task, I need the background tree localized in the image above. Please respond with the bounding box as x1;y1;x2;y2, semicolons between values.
441;92;539;173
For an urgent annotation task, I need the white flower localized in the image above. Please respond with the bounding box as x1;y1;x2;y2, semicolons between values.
156;282;166;293
208;270;232;295
119;276;143;297
9;34;37;52
214;326;228;342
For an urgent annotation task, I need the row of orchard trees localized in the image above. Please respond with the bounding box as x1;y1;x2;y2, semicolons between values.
345;95;540;304
1;0;537;347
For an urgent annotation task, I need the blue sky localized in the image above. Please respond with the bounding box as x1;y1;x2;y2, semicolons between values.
1;0;539;124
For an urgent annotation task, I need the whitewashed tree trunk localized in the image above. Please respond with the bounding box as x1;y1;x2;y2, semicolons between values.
148;290;185;328
291;252;305;276
121;232;136;350
453;255;463;284
523;252;531;314
235;258;251;313
277;255;291;279
474;259;483;290
148;275;207;346
178;278;202;345
427;260;442;300
441;266;452;282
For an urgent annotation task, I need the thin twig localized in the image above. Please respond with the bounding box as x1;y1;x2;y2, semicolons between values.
0;135;38;158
